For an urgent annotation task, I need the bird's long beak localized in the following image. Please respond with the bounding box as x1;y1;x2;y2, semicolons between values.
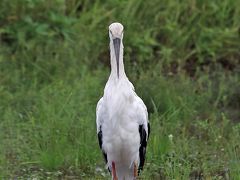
113;38;121;78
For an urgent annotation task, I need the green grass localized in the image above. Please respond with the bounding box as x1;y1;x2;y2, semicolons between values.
0;0;240;179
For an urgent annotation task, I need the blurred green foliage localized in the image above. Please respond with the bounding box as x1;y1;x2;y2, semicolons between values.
0;0;240;179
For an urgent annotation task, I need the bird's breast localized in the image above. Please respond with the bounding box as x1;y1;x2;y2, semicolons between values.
102;103;140;157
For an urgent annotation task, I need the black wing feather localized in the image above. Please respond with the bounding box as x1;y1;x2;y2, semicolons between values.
138;122;150;175
97;126;110;172
97;126;108;163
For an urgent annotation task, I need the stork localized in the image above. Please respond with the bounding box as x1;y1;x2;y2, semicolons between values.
96;22;150;180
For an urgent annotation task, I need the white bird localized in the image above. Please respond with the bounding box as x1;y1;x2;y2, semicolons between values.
96;22;150;180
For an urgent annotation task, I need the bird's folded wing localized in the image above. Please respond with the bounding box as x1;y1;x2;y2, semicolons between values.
135;96;149;137
96;97;104;133
135;96;150;174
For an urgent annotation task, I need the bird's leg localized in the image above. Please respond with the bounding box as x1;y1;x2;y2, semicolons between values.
112;162;118;180
134;161;138;179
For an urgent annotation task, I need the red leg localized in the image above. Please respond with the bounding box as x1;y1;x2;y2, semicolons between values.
134;161;137;179
112;162;118;180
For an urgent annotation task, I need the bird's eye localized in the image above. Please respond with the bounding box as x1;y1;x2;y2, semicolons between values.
110;30;113;35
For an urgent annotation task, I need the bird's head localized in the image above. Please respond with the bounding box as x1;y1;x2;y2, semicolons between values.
109;22;124;78
109;22;124;40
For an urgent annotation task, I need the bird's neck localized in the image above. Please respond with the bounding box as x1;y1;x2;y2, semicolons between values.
109;41;126;80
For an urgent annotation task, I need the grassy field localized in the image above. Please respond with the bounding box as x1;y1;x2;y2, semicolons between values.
0;0;240;179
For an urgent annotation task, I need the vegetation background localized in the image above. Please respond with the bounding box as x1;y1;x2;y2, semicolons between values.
0;0;240;179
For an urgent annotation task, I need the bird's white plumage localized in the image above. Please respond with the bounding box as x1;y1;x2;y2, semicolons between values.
96;22;149;180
